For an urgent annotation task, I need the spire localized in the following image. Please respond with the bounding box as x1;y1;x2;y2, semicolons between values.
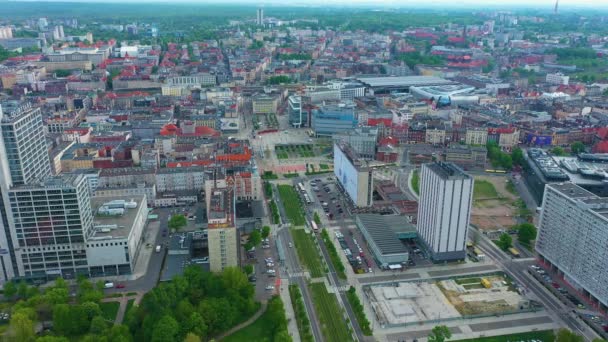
554;0;559;14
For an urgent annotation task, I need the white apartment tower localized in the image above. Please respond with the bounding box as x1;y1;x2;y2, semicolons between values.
416;162;473;261
256;8;264;26
537;183;608;310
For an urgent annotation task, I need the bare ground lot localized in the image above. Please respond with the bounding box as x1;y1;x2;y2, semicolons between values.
471;176;519;231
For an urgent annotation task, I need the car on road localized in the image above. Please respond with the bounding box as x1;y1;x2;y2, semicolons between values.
288;242;293;248
104;281;114;289
116;283;126;289
265;285;275;291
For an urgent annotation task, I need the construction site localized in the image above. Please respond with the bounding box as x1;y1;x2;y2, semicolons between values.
366;274;530;326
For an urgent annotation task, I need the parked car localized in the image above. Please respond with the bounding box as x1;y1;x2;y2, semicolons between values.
265;285;275;291
116;283;126;289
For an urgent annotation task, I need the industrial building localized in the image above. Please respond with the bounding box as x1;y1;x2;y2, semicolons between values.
353;76;456;95
416;162;473;262
334;142;373;207
537;183;608;310
355;214;412;268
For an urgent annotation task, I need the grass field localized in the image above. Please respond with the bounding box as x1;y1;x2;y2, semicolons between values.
125;299;135;316
277;185;306;226
454;277;482;285
289;285;314;342
291;229;325;278
224;297;286;342
99;301;120;322
454;330;555;342
309;283;353;342
411;170;420;195
474;180;499;199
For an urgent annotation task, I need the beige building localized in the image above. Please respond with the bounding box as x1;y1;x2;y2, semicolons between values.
465;129;488;146
252;95;278;115
498;130;520;151
207;186;238;272
425;128;446;145
33;60;93;72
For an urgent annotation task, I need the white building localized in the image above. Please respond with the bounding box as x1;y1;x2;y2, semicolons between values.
546;73;570;85
334;142;373;207
537;183;608;310
155;167;206;193
416;162;473;261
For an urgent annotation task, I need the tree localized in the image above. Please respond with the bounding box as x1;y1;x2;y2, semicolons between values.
168;214;187;231
517;223;537;245
571;141;585;155
53;304;72;336
428;325;451;342
10;312;35;342
261;226;271;239
313;212;321;225
556;328;584;342
551;147;566;156
249;230;262;247
90;315;108;335
17;281;28;299
55;69;72;77
496;233;513;251
4;281;17;299
152;315;179;342
511;147;524;166
243;264;254;275
36;337;70;342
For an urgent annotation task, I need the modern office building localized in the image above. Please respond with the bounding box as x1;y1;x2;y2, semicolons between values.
333;126;378;160
252;95;278;115
536;183;608;310
7;174;92;280
256;8;264;26
312;103;358;137
416;162;473;261
334;142;373;207
288;95;304;128
207;186;238;272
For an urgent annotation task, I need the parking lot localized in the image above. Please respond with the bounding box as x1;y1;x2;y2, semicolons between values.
246;234;281;300
308;177;347;222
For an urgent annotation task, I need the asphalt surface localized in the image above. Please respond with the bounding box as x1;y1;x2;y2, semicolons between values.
475;229;600;341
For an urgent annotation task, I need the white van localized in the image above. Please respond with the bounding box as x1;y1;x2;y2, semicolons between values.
104;282;114;289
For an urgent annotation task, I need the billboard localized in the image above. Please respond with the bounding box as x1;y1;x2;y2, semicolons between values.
525;133;552;146
334;144;359;204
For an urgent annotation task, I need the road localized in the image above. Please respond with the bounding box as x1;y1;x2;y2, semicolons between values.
277;227;324;342
475;229;599;341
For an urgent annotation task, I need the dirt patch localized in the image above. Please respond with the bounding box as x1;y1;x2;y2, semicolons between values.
471;175;518;231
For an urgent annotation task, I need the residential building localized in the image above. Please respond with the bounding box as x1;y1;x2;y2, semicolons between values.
0;27;12;39
256;8;264;26
425;128;446;145
416;162;473;261
546;73;570;85
312;104;358;137
155;167;206;193
536;183;608;310
333;126;378;160
465;128;488;146
207;186;238;272
334;142;373;207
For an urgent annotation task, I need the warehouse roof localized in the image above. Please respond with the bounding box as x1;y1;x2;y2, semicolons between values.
354;76;455;88
356;214;411;255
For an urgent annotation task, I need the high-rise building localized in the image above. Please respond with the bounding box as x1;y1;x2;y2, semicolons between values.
416;162;473;261
288;95;304;128
207;186;238;272
536;183;608;309
256;8;264;26
0;27;13;39
8;174;93;280
334;142;373;207
0;104;52;186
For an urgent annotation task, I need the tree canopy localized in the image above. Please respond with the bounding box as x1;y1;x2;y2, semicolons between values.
428;325;452;342
168;214;187;231
496;233;513;251
516;223;537;246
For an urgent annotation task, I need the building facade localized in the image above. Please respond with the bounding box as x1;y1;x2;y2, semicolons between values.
333;126;378;160
536;183;608;310
312;104;358;137
207;187;238;272
288;95;304;128
416;162;473;261
334;142;373;207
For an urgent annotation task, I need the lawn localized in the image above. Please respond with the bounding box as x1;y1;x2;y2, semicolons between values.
454;330;555;342
289;285;314;342
454;277;482;285
99;301;120;322
474;179;499;199
291;229;325;278
224;297;287;342
283;173;299;178
309;283;353;342
319;164;329;170
411;170;420;195
125;299;136;315
276;151;289;159
277;185;306;226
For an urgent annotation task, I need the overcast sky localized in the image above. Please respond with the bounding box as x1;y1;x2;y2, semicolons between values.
7;0;608;10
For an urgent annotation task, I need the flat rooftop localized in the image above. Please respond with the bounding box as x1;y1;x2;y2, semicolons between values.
355;76;455;88
90;195;146;239
426;162;471;180
357;214;410;255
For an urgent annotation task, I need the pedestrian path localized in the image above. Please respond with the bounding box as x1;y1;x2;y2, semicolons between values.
279;279;301;342
215;301;268;341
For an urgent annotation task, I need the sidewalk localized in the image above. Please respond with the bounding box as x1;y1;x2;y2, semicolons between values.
279;278;301;342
